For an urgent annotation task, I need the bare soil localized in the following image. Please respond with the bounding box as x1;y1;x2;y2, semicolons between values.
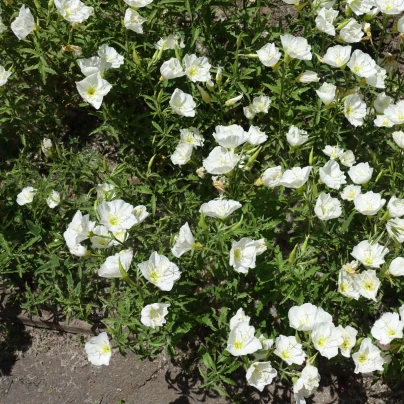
0;325;403;404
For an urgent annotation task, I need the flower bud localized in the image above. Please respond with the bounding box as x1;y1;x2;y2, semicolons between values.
197;85;211;104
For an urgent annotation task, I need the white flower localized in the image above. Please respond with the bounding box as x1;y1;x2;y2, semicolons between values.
348;162;373;184
254;335;274;360
338;325;358;357
141;303;170;328
319;160;347;190
338;270;360;300
63;210;94;249
199;199;241;219
123;0;153;7
398;14;404;32
172;222;195;258
180;127;204;147
98;44;124;69
311;322;343;359
274;335;306;365
243;105;256;119
247;126;268;145
203;146;240;174
16;186;36;206
347;50;377;78
392;130;404;148
316;82;336;106
0;66;11;86
138;251;181;291
386;217;404;243
133;205;149;225
256;43;281;67
371;312;404;345
98;199;137;232
322;45;352;68
77;57;107;77
384;100;404;125
212;125;249;148
293;365;320;404
229;308;251;330
69;244;87;257
170;142;193;166
340;185;361;201
280;34;312;60
388;197;404;218
183;54;211;83
160;57;185;79
246;362;277;392
344;94;367;126
374;0;404;14
315;7;339;35
91;225;112;249
170;88;196;117
229;238;258;274
11;5;35;40
351;240;389;268
54;0;93;23
366;65;386;89
124;9;147;33
225;94;243;106
46;190;60;209
280;166;312;189
85;332;111;366
323;145;344;160
96;183;116;201
262;166;283;188
340;150;356;167
286;126;309;147
340;18;364;43
251;95;271;114
352;338;386;373
296;71;320;83
356;269;381;300
354;191;386;215
314;193;342;220
155;34;185;50
98;249;133;278
400;305;404;322
76;73;112;110
374;92;393;114
347;0;374;15
288;303;327;332
226;321;262;356
41;138;53;157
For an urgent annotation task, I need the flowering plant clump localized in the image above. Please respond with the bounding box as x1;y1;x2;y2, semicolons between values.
2;0;404;400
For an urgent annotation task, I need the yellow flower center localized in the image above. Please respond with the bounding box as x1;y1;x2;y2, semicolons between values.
358;353;367;364
86;86;96;97
387;328;396;336
149;270;161;284
233;341;244;350
281;350;291;359
188;66;199;77
364;281;374;291
234;248;242;262
108;216;119;226
316;336;327;348
100;344;111;355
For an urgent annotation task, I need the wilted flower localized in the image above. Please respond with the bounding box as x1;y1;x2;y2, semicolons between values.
41;138;53;157
352;338;386;373
296;71;320;83
124;9;147;33
170;88;196;117
98;249;133;278
314;193;342;220
54;0;93;23
256;43;281;67
225;94;243;106
280;34;312;60
85;332;111;366
141;303;170;328
46;190;60;209
280;166;312;189
138;251;181;291
274;335;306;365
16;186;36;206
351;240;389;268
246;362;277;392
354;191;386;215
348;162;373;184
199;199;241;219
11;5;35;41
226;321;262;356
76;73;112;110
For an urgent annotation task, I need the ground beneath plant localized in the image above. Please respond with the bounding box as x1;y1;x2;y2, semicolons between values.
0;325;403;404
